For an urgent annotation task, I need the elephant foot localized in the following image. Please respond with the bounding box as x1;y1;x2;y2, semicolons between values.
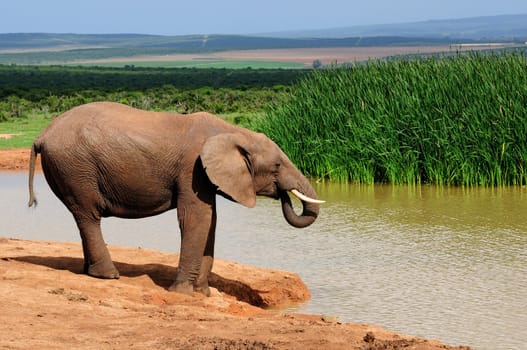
169;281;211;297
168;281;194;296
85;260;120;279
194;284;211;297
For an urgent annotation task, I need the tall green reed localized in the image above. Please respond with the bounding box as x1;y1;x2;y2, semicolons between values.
255;51;527;186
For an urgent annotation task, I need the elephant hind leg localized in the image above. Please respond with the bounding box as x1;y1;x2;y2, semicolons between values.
75;215;119;279
40;156;118;279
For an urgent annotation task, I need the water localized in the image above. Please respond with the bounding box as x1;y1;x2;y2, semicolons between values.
2;173;526;350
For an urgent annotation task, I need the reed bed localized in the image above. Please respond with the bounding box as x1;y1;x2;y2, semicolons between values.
256;51;527;186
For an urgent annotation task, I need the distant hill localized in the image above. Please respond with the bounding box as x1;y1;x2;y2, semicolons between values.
1;14;526;65
259;14;527;40
0;34;480;65
2;14;527;52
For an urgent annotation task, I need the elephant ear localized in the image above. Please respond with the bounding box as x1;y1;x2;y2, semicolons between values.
200;133;256;208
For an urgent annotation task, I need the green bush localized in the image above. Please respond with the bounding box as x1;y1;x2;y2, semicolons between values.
0;85;289;122
0;65;301;122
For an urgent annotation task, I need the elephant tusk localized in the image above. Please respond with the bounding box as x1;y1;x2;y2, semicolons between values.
291;189;325;204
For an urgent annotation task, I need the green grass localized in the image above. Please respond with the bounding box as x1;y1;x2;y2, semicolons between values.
219;111;265;129
5;51;527;187
256;51;527;186
0;113;53;149
75;60;305;69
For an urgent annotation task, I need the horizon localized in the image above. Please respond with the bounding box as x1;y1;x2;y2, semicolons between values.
0;13;526;37
1;1;527;36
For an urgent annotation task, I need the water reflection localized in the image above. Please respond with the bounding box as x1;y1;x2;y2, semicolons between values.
1;173;526;350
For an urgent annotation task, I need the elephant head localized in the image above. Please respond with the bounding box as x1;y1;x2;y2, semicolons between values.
200;132;322;228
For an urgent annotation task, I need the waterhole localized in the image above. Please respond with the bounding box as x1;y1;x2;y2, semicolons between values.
1;173;526;350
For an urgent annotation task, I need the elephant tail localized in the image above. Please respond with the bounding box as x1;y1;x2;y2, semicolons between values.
28;142;41;207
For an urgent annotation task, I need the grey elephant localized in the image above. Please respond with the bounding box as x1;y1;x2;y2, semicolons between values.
28;102;322;296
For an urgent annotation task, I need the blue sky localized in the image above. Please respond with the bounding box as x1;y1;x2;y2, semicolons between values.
1;0;527;35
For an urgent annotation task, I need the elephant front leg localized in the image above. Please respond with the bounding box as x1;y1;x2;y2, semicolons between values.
193;256;213;296
194;214;216;296
169;198;216;296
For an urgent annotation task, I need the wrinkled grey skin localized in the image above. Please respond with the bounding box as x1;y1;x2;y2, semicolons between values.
28;102;320;296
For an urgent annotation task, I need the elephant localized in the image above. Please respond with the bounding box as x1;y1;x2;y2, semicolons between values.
28;102;322;296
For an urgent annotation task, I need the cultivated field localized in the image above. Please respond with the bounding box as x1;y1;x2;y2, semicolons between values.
72;44;516;67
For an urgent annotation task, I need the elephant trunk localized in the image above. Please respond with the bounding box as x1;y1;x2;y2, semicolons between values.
279;179;320;228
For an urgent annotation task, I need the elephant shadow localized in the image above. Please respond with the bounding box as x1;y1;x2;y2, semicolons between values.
12;255;267;307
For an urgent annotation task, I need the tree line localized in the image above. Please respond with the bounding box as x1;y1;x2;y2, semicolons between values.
0;65;305;122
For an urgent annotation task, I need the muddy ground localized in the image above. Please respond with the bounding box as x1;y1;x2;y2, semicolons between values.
0;149;471;349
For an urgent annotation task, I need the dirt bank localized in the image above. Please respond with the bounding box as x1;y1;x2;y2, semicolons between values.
0;149;470;349
0;148;41;172
0;238;470;350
